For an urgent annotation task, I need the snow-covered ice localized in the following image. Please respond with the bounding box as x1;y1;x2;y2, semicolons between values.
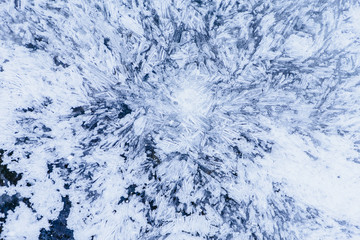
1;0;360;239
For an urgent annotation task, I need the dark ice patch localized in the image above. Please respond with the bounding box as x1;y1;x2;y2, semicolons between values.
86;190;100;201
0;194;21;233
152;10;160;26
71;106;85;117
173;23;184;43
257;139;273;153
118;196;128;204
213;15;224;28
39;196;74;240
47;163;54;174
118;184;147;205
24;36;48;51
232;146;243;158
249;18;263;50
24;43;38;51
22;197;34;211
42;125;52;132
142;73;149;81
47;158;72;177
194;32;209;48
82;118;98;131
42;97;53;107
272;182;281;193
14;0;20;9
219;194;248;232
34;35;48;43
236;39;248;50
53;56;69;68
149;199;157;211
47;158;73;192
88;137;101;147
0;66;3;72
127;184;138;196
191;0;203;5
22;107;34;112
144;136;160;170
15;136;36;145
103;37;112;51
118;103;132;119
0;149;22;186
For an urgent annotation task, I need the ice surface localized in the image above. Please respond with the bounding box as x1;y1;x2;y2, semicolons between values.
1;0;360;239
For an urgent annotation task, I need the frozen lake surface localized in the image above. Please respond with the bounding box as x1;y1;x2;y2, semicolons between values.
1;0;360;239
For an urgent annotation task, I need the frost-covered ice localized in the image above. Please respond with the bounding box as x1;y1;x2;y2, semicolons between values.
1;0;360;239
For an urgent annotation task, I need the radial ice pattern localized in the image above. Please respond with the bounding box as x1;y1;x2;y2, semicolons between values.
1;0;360;239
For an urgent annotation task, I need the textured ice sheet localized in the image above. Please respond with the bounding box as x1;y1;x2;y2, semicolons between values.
1;0;360;239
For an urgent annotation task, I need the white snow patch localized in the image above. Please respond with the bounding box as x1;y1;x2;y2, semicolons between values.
2;203;46;240
268;127;360;225
285;34;314;59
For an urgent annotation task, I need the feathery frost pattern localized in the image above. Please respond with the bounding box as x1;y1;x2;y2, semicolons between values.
1;0;360;239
